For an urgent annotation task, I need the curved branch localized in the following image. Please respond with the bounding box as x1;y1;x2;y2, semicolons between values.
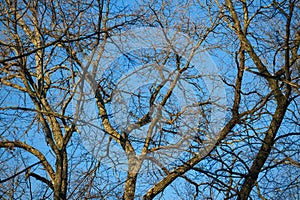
0;140;55;182
0;161;42;183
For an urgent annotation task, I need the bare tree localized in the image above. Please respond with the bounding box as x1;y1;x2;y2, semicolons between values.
0;0;299;200
0;0;139;199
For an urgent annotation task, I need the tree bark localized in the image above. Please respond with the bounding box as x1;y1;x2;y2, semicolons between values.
237;100;289;199
53;149;68;200
123;155;142;200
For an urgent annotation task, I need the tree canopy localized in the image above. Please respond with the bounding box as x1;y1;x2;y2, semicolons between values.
0;0;299;199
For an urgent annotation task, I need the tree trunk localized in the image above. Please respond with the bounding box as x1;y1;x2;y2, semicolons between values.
53;149;68;200
237;100;289;199
123;155;142;200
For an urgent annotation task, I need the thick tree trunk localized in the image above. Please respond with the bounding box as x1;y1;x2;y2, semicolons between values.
53;149;68;200
123;155;142;200
123;172;138;200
